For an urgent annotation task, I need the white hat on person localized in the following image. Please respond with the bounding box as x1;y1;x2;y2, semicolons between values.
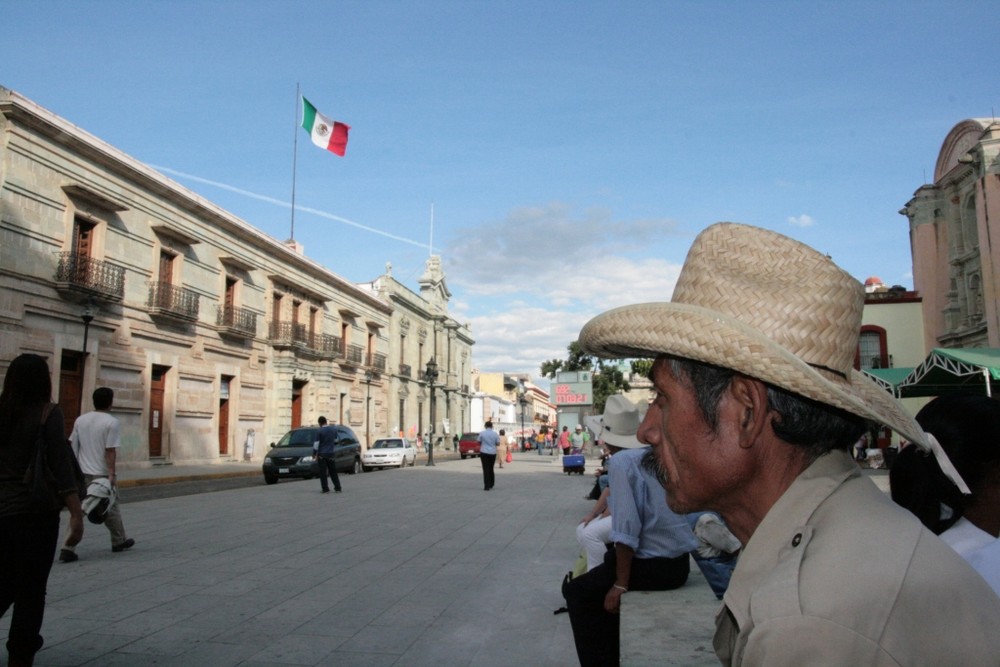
598;395;644;449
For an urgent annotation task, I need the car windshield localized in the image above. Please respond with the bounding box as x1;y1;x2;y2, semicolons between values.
461;433;478;440
373;440;402;449
275;428;318;447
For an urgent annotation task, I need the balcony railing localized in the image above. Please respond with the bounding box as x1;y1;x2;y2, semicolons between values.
54;252;125;302
344;344;364;365
268;321;306;347
399;363;412;378
146;282;199;322
319;334;343;358
366;352;387;372
216;305;257;338
268;325;344;357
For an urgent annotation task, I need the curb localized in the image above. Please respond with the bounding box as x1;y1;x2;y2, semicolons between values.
117;470;261;489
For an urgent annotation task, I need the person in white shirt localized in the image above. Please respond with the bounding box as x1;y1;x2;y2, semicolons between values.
59;387;133;561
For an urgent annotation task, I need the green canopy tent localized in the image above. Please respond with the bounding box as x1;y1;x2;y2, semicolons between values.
895;348;1000;398
861;367;915;398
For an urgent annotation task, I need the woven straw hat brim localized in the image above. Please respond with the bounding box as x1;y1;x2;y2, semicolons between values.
579;301;927;446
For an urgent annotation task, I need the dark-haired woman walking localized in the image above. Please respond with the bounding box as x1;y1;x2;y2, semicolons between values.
0;354;84;666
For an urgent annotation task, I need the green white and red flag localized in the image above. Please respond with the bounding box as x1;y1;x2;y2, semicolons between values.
301;97;350;156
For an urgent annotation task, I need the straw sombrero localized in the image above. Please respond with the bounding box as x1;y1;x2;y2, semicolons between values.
578;222;927;446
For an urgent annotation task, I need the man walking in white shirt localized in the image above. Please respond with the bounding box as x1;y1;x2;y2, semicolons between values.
59;387;133;562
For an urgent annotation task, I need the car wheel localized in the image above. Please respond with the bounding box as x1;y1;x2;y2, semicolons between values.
409;456;416;467
350;458;361;475
264;474;278;485
362;465;370;473
460;453;466;459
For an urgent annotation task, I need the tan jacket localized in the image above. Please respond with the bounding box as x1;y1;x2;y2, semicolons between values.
715;450;1000;666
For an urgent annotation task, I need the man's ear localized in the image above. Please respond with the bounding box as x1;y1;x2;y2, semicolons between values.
727;375;770;447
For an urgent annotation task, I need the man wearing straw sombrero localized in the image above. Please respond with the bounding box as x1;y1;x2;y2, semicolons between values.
578;223;1000;666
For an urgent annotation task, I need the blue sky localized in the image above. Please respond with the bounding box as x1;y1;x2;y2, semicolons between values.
5;1;999;383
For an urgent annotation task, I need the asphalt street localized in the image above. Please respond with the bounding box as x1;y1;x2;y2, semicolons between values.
6;453;726;666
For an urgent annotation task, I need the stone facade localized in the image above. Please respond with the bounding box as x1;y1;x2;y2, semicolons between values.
0;86;422;467
901;119;1000;351
366;259;474;447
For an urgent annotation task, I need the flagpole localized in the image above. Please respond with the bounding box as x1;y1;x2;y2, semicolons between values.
290;83;300;241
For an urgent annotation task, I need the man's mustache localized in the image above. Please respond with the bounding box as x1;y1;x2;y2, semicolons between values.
641;448;669;489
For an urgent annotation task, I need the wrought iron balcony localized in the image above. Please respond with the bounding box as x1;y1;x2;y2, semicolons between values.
268;321;307;348
399;363;412;378
319;334;343;358
366;352;387;373
216;305;257;338
146;281;199;322
344;344;364;365
54;252;125;302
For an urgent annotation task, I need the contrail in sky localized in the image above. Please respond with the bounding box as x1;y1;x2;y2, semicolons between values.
150;165;426;249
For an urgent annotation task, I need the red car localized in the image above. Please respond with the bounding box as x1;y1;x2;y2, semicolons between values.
458;432;480;459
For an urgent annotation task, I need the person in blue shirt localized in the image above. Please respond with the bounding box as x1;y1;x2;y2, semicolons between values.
312;416;341;493
564;396;698;667
477;421;500;491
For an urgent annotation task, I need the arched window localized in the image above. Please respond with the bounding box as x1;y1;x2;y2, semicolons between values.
856;326;888;370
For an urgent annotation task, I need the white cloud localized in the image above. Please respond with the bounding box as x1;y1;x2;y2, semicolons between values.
787;214;815;228
444;203;686;381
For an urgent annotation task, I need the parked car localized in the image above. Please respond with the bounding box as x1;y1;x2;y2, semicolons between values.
362;437;417;471
458;432;481;459
262;424;362;484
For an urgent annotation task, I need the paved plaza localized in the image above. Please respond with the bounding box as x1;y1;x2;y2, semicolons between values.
5;452;726;666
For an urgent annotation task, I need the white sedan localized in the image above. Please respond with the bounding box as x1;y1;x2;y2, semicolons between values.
362;438;417;471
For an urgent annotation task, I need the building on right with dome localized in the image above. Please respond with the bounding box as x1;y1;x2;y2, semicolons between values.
900;119;1000;351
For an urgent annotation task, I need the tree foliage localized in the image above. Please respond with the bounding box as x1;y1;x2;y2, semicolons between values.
540;341;631;414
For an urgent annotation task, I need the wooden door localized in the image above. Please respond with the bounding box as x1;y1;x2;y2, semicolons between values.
219;376;232;456
291;381;304;428
149;365;167;457
58;351;84;437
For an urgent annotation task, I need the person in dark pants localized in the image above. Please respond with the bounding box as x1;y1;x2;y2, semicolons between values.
477;421;500;491
312;416;341;493
564;397;697;667
0;354;84;666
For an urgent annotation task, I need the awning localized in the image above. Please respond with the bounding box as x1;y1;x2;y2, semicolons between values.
895;348;1000;398
861;367;914;395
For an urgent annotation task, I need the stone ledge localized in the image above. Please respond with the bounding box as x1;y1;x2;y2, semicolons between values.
620;563;722;666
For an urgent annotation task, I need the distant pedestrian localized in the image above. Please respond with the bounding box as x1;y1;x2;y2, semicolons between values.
558;426;571;456
313;416;342;493
60;386;133;561
498;429;509;468
570;425;586;452
478;421;500;490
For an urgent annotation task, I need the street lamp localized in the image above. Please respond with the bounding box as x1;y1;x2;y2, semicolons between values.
364;370;373;450
424;358;438;466
518;389;528;453
81;303;95;357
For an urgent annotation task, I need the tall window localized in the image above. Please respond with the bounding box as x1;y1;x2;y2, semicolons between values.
857;326;888;369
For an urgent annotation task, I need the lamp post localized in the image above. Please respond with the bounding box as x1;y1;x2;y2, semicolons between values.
424;358;438;466
81;304;95;357
519;390;528;453
364;370;373;450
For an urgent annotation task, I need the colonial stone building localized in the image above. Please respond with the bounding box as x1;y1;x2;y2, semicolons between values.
901;119;1000;351
0;86;470;467
364;258;474;446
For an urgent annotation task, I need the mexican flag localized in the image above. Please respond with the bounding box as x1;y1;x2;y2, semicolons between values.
301;97;350;156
